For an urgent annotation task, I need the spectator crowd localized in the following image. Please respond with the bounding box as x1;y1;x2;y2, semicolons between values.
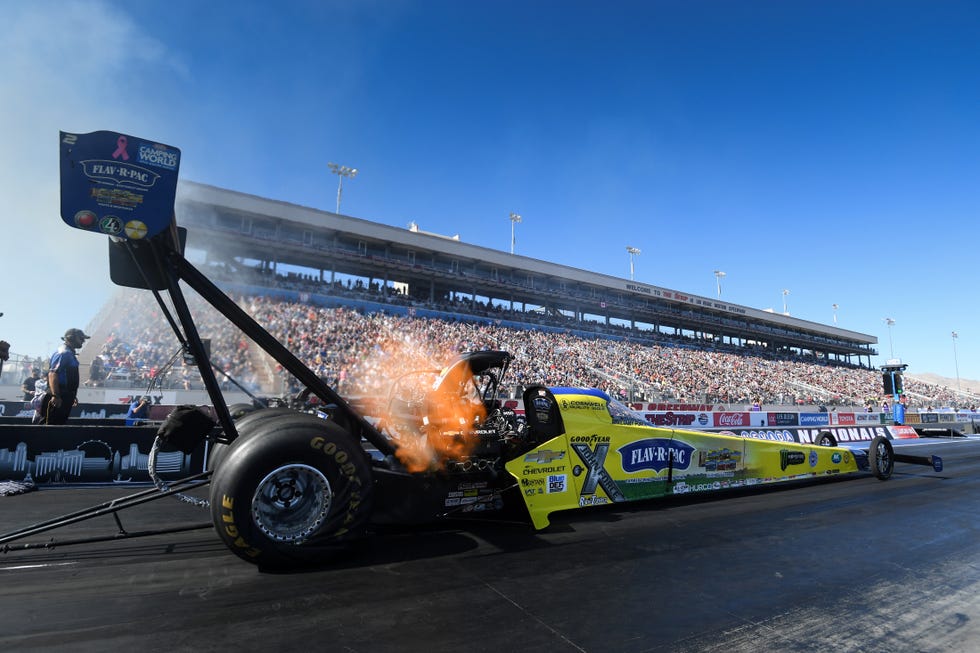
65;283;978;413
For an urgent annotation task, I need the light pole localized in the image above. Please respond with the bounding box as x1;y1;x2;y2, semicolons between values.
328;162;358;214
713;270;726;298
782;289;790;315
509;212;522;255
883;317;896;358
832;303;839;325
952;331;961;392
626;246;641;281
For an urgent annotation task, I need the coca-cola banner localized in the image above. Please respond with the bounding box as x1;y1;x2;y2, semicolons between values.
713;412;750;428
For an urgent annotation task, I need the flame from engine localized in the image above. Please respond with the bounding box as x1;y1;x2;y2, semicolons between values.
348;340;487;472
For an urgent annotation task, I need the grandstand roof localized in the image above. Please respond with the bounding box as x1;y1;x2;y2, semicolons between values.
175;180;877;363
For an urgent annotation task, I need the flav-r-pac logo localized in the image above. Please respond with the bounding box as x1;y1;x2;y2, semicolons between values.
524;449;565;464
619;438;695;474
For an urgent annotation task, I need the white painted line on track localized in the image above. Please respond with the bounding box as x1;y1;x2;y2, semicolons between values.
0;561;78;571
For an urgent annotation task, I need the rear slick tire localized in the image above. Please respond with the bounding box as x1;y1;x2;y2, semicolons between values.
209;413;374;568
207;407;297;473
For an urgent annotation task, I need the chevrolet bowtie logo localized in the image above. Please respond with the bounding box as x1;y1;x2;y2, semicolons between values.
524;450;566;464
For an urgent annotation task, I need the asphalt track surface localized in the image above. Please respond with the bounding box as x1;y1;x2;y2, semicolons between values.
1;437;979;653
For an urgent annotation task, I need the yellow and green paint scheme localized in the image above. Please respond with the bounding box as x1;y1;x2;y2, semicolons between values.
505;387;863;529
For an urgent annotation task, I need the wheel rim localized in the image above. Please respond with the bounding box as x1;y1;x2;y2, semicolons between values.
251;464;332;543
876;442;892;472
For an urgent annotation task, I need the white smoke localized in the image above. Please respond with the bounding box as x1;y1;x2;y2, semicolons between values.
0;1;185;360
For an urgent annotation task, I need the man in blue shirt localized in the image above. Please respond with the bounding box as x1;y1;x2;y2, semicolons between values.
40;328;89;425
126;396;151;426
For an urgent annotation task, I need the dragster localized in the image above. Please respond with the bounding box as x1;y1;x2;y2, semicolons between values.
0;130;946;568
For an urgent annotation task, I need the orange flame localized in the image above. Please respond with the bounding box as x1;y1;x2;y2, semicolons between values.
349;341;487;472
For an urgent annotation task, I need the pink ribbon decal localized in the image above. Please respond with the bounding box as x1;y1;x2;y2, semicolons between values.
112;135;130;161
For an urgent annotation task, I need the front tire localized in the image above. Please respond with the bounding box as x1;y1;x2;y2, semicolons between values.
868;435;894;480
813;431;837;447
209;413;374;567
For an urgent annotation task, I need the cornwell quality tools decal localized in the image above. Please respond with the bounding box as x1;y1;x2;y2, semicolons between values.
570;435;626;505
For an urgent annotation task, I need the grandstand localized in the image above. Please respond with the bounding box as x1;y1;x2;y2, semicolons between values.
11;180;974;412
176;181;877;366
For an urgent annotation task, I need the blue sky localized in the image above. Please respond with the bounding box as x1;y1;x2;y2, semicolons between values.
1;0;976;383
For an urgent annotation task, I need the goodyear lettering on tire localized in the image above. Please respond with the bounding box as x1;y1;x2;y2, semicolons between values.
219;495;262;558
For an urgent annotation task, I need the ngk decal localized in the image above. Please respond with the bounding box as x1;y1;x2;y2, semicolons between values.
714;412;749;427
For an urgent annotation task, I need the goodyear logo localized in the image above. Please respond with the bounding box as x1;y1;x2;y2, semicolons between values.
619;438;695;473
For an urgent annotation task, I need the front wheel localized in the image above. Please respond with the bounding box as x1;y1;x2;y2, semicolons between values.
868;435;894;480
813;431;837;447
209;413;374;568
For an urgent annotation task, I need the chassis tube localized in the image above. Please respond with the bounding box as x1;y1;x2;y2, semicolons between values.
168;249;393;455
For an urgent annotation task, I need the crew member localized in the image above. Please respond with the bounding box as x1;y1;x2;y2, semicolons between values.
0;340;8;379
125;395;151;426
22;367;41;401
40;328;89;425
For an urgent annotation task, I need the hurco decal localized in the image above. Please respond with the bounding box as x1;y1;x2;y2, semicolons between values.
618;438;695;473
